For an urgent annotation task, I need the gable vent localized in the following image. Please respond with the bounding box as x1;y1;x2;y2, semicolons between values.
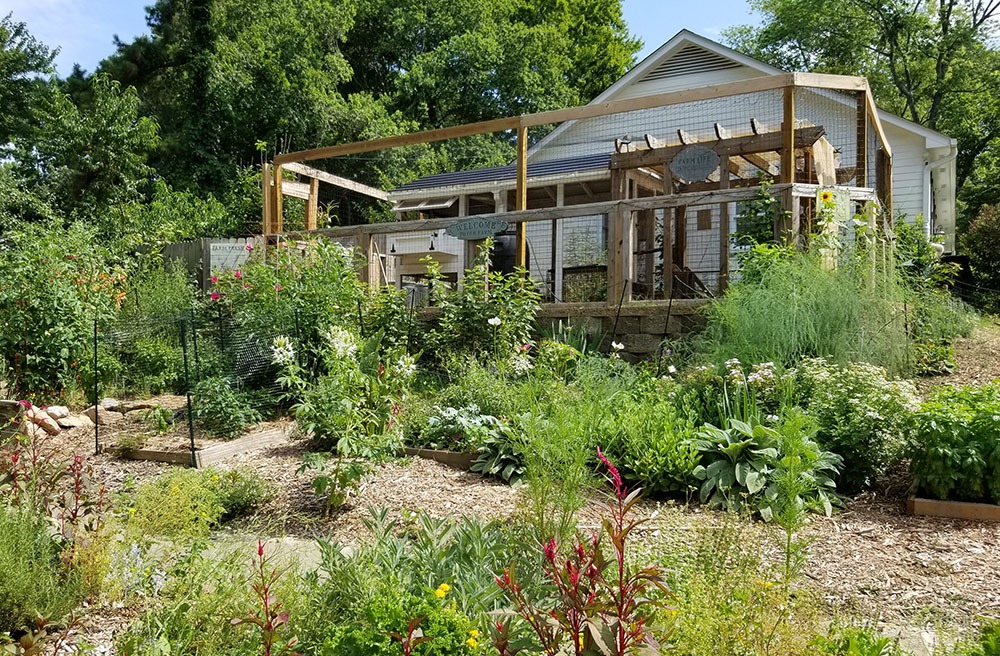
640;44;742;82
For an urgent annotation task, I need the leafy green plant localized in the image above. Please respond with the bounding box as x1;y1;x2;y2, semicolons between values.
416;404;512;453
0;507;82;632
811;626;904;656
143;405;173;434
125;469;225;539
205;468;274;521
192;376;263;439
296;452;370;514
910;383;1000;503
425;237;540;367
471;431;526;484
494;449;672;656
790;358;918;492
231;541;301;656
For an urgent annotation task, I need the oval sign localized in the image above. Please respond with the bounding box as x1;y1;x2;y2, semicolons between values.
445;217;510;241
669;145;720;182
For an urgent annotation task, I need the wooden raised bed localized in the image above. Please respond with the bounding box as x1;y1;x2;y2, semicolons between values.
906;493;1000;522
402;447;477;470
108;426;288;468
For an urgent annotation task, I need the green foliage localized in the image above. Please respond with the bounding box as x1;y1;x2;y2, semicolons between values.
426;238;540;367
126;469;224;539
0;14;55;149
703;241;912;376
0;220;121;398
205;468;274;522
0;507;82;632
471;431;527;484
212;239;365;359
192;376;263;439
296;452;370;514
950;621;1000;656
811;626;905;656
278;329;414;451
415;404;513;453
910;383;1000;503
964;204;1000;312
791;358;919;492
143;406;173;434
691;416;842;520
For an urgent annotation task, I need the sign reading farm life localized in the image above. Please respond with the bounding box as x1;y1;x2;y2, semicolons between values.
445;218;510;241
669;145;721;182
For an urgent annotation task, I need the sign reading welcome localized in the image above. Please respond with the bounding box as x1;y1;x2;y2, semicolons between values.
445;218;510;241
670;145;720;182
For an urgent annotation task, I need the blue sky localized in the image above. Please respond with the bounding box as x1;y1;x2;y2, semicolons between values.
5;0;759;76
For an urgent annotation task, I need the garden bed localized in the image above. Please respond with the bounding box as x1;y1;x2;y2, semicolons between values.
906;493;1000;522
115;424;290;467
401;447;477;470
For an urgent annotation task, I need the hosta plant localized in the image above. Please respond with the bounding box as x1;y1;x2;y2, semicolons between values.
691;419;778;512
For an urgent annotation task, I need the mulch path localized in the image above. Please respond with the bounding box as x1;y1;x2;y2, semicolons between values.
914;321;1000;396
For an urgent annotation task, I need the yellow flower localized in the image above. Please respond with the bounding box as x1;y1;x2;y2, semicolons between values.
466;637;479;649
434;588;446;599
757;580;775;589
468;630;479;639
820;190;834;203
439;583;451;592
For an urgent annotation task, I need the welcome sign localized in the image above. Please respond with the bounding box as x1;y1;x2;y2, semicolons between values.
670;145;720;182
445;218;510;240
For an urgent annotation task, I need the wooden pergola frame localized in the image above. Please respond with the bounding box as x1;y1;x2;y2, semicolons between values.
262;72;893;305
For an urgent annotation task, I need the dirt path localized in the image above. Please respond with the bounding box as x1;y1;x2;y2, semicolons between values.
914;320;1000;395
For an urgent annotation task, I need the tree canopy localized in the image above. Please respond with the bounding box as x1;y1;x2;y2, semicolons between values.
725;0;1000;221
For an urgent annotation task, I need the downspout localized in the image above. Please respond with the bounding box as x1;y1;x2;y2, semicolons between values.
924;145;957;240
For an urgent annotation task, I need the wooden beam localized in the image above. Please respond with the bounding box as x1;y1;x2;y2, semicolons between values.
305;178;319;230
611;126;825;171
273;73;875;167
553;184;565;302
273;165;284;233
283;162;390;201
781;87;795;184
262;163;273;235
515;124;528;268
281;180;312;200
865;90;893;158
719;156;730;293
716;123;773;173
856;91;868;187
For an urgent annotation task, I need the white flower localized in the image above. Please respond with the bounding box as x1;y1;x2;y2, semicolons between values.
511;353;534;375
487;316;502;327
611;341;624;351
667;365;678;374
394;355;417;379
270;335;296;365
323;325;358;358
766;414;779;422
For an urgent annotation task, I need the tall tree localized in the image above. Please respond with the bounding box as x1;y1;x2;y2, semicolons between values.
0;13;56;150
725;0;1000;220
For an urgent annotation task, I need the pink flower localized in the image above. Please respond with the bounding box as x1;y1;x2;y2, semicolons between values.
210;275;219;284
258;540;265;557
210;292;221;301
274;284;282;292
245;242;254;252
234;270;242;279
16;400;31;409
543;538;558;564
243;283;253;290
596;446;625;500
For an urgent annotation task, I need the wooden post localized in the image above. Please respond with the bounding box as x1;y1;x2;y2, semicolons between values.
273;164;284;233
515;123;528;269
877;148;893;218
552;184;565;302
719;156;730;293
662;167;674;300
856;91;868;187
262;163;273;235
781;86;795;185
608;169;630;306
305;177;319;230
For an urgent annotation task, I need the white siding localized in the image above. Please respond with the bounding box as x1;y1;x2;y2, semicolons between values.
884;123;927;224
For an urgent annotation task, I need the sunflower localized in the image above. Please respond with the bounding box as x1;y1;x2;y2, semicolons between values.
819;190;834;203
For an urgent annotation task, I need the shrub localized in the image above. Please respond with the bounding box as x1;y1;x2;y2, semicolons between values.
425;237;540;367
964;204;1000;312
415;404;513;453
703;243;911;376
910;383;1000;503
205;468;274;522
192;376;264;439
0;220;122;398
0;507;82;632
810;626;905;656
126;469;225;539
790;358;918;492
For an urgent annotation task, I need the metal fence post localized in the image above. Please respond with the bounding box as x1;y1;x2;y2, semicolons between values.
93;317;99;455
294;307;302;367
180;319;197;468
190;310;200;381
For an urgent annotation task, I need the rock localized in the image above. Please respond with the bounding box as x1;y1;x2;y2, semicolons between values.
98;398;122;411
24;407;61;435
45;405;70;420
84;405;125;425
0;400;23;437
19;421;44;438
58;414;94;429
121;402;155;414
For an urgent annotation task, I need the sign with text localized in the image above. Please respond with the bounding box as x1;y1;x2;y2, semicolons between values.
445;218;510;241
669;145;720;182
